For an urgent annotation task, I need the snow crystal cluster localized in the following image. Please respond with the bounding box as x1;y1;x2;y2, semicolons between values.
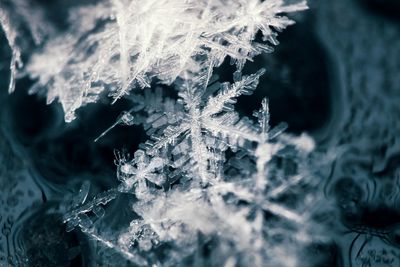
2;0;307;122
1;0;324;266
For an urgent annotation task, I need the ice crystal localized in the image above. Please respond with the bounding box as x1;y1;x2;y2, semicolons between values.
23;0;307;122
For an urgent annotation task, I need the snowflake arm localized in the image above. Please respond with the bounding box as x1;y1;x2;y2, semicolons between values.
203;69;265;117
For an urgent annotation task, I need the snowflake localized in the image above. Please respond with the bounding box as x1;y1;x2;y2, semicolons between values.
63;69;318;266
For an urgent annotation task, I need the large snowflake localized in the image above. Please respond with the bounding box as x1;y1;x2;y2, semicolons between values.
2;0;307;121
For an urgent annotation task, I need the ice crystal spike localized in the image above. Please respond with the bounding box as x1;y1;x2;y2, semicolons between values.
94;111;134;142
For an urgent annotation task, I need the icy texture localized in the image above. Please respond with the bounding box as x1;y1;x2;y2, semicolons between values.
24;0;307;122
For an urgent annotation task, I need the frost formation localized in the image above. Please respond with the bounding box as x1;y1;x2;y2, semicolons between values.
0;0;322;266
